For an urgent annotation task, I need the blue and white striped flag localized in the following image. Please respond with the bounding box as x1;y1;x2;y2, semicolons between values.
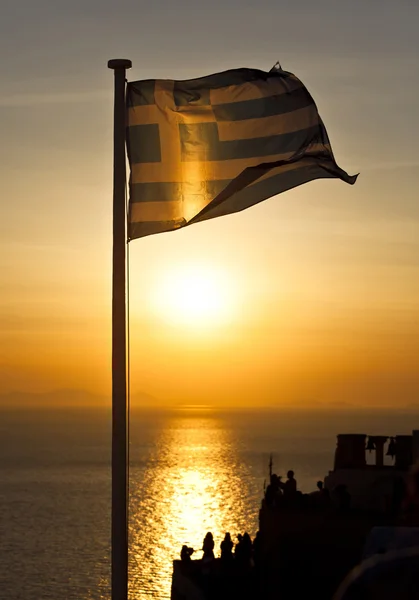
126;64;357;240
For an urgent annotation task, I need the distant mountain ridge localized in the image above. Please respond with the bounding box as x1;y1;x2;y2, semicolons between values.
0;390;417;411
0;388;159;408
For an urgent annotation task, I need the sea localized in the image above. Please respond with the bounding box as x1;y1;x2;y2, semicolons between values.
1;407;417;599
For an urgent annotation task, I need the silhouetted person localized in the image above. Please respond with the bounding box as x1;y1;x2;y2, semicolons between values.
234;534;245;562
202;532;215;561
284;470;297;505
253;531;262;566
235;532;253;568
180;545;194;562
265;474;281;507
310;480;330;508
242;533;253;560
220;532;234;560
309;480;323;498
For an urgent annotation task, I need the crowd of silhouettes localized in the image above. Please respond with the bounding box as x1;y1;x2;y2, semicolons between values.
264;470;352;511
178;463;419;600
180;530;262;567
265;470;299;508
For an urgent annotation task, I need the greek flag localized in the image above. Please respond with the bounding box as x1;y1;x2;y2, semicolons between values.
126;64;357;240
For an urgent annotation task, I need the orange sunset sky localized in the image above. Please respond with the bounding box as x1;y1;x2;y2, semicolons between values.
1;0;419;408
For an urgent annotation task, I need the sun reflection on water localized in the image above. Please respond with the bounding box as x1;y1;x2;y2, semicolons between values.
128;413;258;599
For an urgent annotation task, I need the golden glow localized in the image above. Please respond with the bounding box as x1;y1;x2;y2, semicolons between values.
150;263;234;327
128;412;258;599
2;0;419;412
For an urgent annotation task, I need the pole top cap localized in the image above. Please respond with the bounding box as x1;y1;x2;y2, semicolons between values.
108;59;132;70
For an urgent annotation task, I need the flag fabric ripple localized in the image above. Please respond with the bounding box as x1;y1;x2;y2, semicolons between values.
126;65;357;240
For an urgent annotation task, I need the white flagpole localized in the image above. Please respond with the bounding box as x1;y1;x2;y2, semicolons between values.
108;58;132;600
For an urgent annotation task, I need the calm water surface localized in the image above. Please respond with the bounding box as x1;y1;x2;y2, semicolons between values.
0;407;416;599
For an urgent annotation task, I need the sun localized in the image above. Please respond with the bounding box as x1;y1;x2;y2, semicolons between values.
151;264;234;327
